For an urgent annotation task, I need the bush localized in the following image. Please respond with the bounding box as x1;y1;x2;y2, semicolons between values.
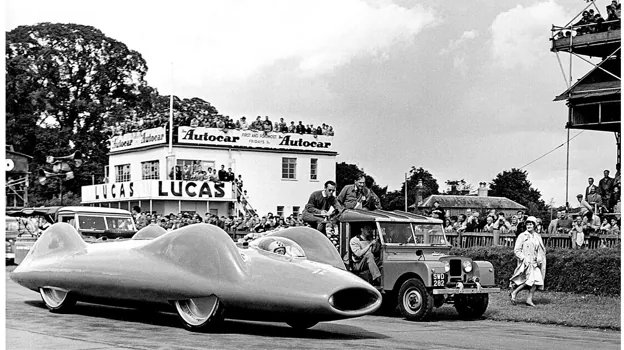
450;246;621;296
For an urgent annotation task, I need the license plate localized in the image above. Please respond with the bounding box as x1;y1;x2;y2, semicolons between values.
433;273;445;287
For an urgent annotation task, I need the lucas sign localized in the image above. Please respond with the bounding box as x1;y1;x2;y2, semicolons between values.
178;127;333;151
109;127;166;152
81;180;234;202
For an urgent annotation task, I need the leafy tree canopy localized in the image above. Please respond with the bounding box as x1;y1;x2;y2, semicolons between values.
489;168;546;215
335;162;387;201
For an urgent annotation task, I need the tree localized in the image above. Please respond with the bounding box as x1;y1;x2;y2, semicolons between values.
444;179;474;195
382;166;440;211
7;23;149;203
489;168;546;216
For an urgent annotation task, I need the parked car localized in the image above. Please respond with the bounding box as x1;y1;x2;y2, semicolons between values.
5;216;39;264
7;206;137;264
338;209;501;321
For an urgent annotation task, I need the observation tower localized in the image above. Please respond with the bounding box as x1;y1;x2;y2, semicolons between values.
550;0;621;206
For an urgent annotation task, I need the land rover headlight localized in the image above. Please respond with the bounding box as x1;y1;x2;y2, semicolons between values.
463;260;473;273
443;261;450;273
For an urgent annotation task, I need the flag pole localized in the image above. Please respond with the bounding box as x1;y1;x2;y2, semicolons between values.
404;173;408;212
168;62;174;154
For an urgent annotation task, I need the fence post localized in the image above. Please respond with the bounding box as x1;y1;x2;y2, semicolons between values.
492;229;500;246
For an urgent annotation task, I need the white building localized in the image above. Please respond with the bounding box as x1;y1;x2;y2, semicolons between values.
81;126;337;218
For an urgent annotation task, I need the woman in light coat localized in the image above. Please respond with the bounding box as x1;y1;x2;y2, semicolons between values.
510;216;546;306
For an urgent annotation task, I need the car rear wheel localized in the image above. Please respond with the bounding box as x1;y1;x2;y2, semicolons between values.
39;287;76;313
173;295;224;332
454;294;488;319
286;320;318;330
397;278;433;321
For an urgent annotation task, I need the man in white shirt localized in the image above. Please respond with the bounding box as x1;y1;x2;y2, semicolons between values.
349;225;381;285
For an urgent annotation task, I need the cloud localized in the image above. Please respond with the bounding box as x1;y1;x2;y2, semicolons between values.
6;0;437;91
490;1;572;69
439;29;478;55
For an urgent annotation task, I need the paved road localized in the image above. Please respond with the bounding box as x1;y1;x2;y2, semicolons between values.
6;277;620;350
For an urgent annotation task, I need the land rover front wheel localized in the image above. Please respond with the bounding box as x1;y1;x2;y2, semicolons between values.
454;294;488;319
397;278;433;321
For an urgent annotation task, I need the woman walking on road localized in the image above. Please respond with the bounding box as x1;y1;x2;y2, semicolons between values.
510;216;546;306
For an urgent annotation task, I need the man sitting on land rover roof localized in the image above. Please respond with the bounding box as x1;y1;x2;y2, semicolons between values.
349;224;382;285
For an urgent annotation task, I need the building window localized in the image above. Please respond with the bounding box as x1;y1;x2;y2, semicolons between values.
115;164;131;182
310;158;318;180
282;158;297;179
176;159;215;180
277;206;284;218
292;206;300;217
142;160;160;180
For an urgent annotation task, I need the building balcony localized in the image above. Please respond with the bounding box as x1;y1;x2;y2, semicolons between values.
551;26;620;58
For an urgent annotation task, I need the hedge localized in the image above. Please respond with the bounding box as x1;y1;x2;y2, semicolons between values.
450;246;621;296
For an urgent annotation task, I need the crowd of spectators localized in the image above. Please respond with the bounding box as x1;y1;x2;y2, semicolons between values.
168;163;244;185
109;112;335;137
132;208;310;239
556;1;621;39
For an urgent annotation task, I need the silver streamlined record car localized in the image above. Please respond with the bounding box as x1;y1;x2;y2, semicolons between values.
10;223;381;331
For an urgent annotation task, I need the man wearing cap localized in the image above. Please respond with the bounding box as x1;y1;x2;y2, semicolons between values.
577;194;593;216
239;116;248;130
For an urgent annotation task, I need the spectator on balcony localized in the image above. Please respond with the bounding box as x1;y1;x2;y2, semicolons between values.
209;168;219;182
586;177;599;198
574;11;593;35
189;116;200;127
314;126;323;136
277;118;287;132
239;117;249;130
227;167;235;181
169;166;182;180
250;116;262;131
216;118;226;129
465;211;480;232
582;210;601;234
235;175;244;190
599;169;615;199
263;116;273;132
306;124;313;134
327;125;335;136
296;121;306;134
288;121;296;133
182;165;192;181
586;186;603;212
218;165;228;181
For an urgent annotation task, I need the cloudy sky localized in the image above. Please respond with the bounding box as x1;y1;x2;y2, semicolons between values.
5;0;619;207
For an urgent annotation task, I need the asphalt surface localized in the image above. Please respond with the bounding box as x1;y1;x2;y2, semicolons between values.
6;275;621;350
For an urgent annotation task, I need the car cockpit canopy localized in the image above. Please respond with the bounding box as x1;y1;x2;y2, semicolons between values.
251;236;306;258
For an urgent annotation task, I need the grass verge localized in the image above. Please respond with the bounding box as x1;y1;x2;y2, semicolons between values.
435;289;620;330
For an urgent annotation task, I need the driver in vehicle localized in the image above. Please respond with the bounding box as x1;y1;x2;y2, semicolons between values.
349;225;382;285
268;240;287;255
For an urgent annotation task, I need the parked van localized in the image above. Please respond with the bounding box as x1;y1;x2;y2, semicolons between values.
7;206;137;264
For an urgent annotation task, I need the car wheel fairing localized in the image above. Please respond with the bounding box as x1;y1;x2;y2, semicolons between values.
174;295;224;332
287;320;318;330
454;294;488;319
397;278;433;321
39;287;76;313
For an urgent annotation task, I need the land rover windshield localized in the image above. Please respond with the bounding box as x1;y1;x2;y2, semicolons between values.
379;222;448;245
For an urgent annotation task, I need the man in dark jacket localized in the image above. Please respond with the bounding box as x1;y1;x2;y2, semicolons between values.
302;180;342;234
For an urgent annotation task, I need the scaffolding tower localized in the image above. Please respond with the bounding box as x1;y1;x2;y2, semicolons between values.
550;0;621;206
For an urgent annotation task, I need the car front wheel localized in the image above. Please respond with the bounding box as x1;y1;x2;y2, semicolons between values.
39;287;76;313
397;278;433;321
173;295;225;332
